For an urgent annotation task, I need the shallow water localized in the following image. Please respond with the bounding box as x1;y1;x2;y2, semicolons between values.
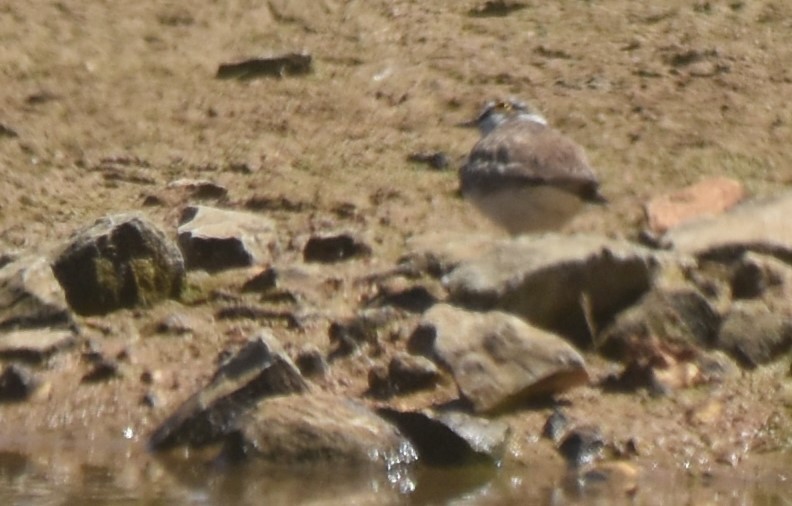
1;447;790;505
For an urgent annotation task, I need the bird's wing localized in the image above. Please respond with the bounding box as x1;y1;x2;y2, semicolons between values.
461;121;602;200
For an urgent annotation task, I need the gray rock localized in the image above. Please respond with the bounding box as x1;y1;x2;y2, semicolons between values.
177;205;278;272
149;331;308;450
730;252;792;300
445;234;659;345
558;425;605;469
378;407;510;465
542;409;570;442
0;255;73;330
387;353;441;394
597;286;720;361
51;213;184;315
0;328;76;362
416;304;589;413
664;191;792;263
293;344;328;378
303;231;372;263
222;394;417;470
716;300;792;367
328;308;400;359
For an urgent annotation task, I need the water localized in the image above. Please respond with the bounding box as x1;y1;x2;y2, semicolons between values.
0;446;790;505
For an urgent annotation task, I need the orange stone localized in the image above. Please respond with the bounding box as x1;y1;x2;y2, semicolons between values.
645;177;745;234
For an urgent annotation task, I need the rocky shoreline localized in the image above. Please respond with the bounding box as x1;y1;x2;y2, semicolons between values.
1;187;791;501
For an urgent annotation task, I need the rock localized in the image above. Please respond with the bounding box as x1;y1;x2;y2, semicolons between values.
166;178;228;200
367;365;390;398
406;151;450;171
645;177;745;234
154;313;197;336
378;407;509;465
177;205;278;272
51;213;184;315
0;364;39;401
542;409;570;442
445;234;659;345
400;232;503;278
0;255;74;330
302;231;372;263
220;394;417;471
366;278;439;313
716;300;792;367
216;52;313;79
149;331;308;449
241;267;278;293
730;252;792;300
387;353;441;394
415;304;588;413
293;344;328;378
664;191;792;263
558;426;605;468
328;308;399;359
81;358;120;383
468;1;528;18
0;328;76;362
597;286;720;361
0;122;18;138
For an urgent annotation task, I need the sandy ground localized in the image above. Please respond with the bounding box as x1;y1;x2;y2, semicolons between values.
1;0;792;502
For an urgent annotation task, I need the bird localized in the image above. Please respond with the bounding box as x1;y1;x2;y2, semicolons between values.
459;99;606;235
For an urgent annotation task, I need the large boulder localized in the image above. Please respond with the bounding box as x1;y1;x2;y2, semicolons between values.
445;234;659;345
149;331;308;449
411;304;588;413
223;393;417;470
51;213;184;315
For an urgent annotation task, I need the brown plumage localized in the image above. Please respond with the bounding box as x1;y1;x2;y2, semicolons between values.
460;101;605;235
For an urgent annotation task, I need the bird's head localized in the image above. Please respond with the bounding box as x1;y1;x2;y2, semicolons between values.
458;99;547;135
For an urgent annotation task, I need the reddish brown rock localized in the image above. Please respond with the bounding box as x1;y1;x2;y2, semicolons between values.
645;177;744;234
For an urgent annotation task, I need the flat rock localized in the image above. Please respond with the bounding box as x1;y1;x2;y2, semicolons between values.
645;177;745;234
664;191;792;263
177;205;278;272
597;286;721;361
378;407;510;465
0;328;76;362
302;231;372;263
716;300;792;367
149;331;308;449
223;393;417;470
0;255;73;330
445;234;659;344
415;304;588;413
51;213;184;315
166;178;228;200
216;52;312;80
400;232;504;278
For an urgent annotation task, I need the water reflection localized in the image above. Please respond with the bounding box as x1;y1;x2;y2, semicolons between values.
0;448;791;504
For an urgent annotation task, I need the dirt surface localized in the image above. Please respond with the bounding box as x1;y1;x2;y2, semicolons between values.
2;0;792;502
